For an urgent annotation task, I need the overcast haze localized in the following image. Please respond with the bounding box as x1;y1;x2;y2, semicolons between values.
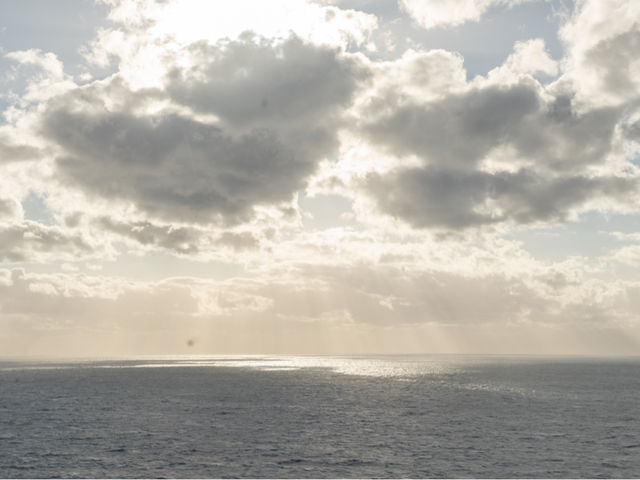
1;0;640;356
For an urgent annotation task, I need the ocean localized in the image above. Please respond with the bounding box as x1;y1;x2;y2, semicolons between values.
1;355;639;478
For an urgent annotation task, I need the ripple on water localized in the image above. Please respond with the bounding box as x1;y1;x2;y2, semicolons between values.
1;355;639;478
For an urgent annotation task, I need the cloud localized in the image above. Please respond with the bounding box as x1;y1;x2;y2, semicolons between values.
42;36;366;225
488;38;559;80
166;36;366;131
0;217;618;353
98;0;378;49
558;0;640;109
85;0;377;89
96;217;203;254
3;257;639;355
0;198;21;220
357;53;637;229
366;48;467;103
44;109;316;224
216;231;260;251
0;221;102;263
364;167;634;229
0;269;203;354
399;0;529;29
5;49;76;103
362;82;542;169
5;49;65;81
257;263;541;325
95;216;260;254
611;244;640;267
0;132;42;163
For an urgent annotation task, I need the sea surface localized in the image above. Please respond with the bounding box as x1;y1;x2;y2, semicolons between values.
1;355;639;478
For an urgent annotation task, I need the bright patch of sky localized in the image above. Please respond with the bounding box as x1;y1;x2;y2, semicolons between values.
335;0;568;77
0;0;108;70
509;212;640;261
21;191;55;225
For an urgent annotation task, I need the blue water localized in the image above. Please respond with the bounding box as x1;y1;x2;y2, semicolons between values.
1;355;639;478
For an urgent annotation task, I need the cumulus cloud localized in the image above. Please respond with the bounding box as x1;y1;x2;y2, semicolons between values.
488;38;559;80
365;48;467;104
611;244;640;267
5;49;76;103
358;49;637;229
365;167;634;229
558;0;640;109
44;109;317;223
362;82;542;169
166;36;365;130
42;36;366;225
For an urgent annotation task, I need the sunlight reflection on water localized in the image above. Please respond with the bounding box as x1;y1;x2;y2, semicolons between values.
0;355;458;377
126;355;458;377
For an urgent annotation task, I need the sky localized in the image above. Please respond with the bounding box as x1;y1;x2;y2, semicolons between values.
1;0;640;356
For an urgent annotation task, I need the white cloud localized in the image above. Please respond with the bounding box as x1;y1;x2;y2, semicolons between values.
488;38;559;81
558;0;640;110
103;0;378;48
5;49;76;103
87;0;377;88
362;48;467;105
399;0;530;29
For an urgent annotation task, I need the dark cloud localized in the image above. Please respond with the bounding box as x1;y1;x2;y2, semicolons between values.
365;167;635;229
361;78;635;229
512;97;621;172
44;110;316;223
41;36;365;225
363;83;541;168
167;35;366;129
364;83;620;170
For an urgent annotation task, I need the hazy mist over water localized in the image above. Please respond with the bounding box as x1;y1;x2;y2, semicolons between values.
1;355;639;478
